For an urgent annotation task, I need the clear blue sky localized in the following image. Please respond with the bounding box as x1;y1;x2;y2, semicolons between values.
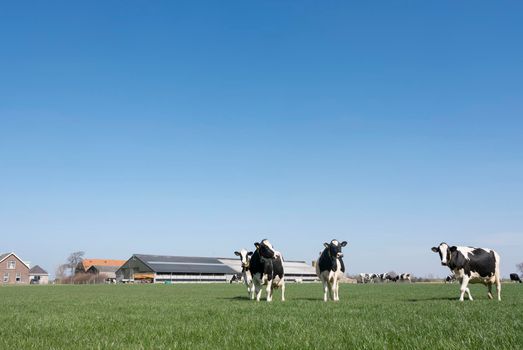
1;1;522;278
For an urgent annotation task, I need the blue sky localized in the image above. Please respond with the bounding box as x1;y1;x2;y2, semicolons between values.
1;1;522;278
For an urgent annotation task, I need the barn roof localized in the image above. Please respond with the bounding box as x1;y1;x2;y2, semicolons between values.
282;260;317;275
81;259;126;271
29;265;48;275
133;254;238;274
124;254;317;276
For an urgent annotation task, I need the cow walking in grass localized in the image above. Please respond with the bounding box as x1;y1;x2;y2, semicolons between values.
249;239;285;302
316;240;348;302
509;273;522;283
234;249;254;299
431;242;501;301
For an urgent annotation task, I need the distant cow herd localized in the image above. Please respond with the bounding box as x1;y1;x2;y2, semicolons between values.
358;273;411;283
234;239;517;303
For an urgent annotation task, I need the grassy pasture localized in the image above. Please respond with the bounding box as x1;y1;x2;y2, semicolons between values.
0;283;521;349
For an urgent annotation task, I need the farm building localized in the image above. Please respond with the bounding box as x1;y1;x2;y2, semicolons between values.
76;258;126;283
29;265;49;284
1;252;30;284
86;265;121;283
76;258;126;274
116;254;318;283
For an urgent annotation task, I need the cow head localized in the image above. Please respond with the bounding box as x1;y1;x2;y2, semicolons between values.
254;239;276;258
234;249;253;269
431;242;457;266
323;239;348;259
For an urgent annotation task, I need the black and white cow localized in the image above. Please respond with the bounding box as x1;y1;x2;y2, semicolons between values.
377;273;389;282
399;273;412;283
386;273;398;282
316;240;348;302
359;273;378;283
431;242;501;301
509;273;522;283
234;249;254;299
249;239;285;302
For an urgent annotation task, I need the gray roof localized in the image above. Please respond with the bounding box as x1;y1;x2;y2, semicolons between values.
134;254;238;274
0;253;9;262
29;265;48;275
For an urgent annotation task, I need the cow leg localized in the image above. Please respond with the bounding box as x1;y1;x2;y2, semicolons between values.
249;283;255;300
328;282;335;301
254;281;262;302
459;276;472;301
245;281;251;299
333;279;339;301
496;276;502;301
266;282;272;302
465;288;473;300
281;280;285;302
487;284;493;299
322;281;328;302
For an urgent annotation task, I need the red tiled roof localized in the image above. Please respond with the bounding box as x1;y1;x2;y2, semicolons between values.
81;259;126;271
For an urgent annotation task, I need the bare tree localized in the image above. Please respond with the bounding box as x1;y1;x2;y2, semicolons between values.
67;251;85;277
517;262;523;276
55;264;68;283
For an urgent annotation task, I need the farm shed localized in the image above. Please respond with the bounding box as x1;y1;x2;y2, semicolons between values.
116;254;319;283
76;259;126;274
86;265;121;283
116;254;238;283
29;265;49;284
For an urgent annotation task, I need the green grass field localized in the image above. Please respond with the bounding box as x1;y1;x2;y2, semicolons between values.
0;283;521;349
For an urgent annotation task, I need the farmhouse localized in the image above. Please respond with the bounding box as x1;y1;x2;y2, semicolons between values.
29;265;49;284
116;254;318;283
1;252;30;284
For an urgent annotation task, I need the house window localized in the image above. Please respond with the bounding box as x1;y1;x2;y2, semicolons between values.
7;260;15;269
16;273;21;283
3;273;9;283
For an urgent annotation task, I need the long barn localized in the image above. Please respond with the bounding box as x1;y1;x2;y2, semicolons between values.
116;254;318;283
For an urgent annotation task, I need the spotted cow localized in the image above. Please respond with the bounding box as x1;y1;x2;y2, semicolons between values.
316;240;348;302
234;249;254;299
431;242;501;301
249;239;285;302
359;273;377;283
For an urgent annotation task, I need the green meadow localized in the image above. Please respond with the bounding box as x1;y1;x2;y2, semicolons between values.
0;283;521;349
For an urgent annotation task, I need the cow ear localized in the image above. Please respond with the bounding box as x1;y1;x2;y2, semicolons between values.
450;246;457;252
341;241;348;247
247;251;253;256
323;242;329;248
254;242;260;249
431;247;439;252
234;251;241;256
